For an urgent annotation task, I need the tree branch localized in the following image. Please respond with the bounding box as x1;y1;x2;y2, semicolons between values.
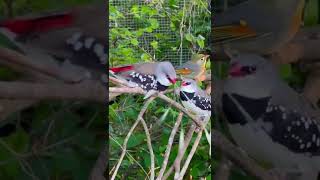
212;130;281;180
156;112;183;180
0;80;106;102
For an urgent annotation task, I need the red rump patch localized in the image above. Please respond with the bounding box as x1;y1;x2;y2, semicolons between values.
109;66;134;73
0;13;74;34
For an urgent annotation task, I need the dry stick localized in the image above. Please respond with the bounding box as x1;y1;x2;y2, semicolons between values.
212;130;278;180
177;117;210;180
0;47;88;83
109;86;203;127
110;97;156;180
109;87;144;94
0;80;106;102
156;112;184;180
140;118;155;180
163;124;196;179
177;131;203;180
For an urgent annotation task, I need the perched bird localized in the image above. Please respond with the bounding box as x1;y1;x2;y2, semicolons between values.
180;78;211;118
213;0;305;56
0;4;107;83
110;62;177;93
176;54;209;82
223;53;320;180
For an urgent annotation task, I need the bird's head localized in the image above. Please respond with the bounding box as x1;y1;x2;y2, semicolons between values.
156;61;177;86
181;78;198;93
192;54;209;68
225;53;279;98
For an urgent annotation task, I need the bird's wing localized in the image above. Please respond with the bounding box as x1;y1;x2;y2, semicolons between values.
195;88;211;99
269;81;319;118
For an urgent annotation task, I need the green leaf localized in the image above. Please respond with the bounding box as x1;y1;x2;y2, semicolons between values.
150;41;158;49
149;18;159;29
130;38;139;46
127;134;145;148
185;33;194;42
280;64;292;80
197;39;205;48
5;129;29;153
141;53;152;61
304;0;319;26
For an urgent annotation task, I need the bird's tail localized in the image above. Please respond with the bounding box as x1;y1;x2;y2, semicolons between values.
109;66;133;73
0;12;74;35
212;24;257;44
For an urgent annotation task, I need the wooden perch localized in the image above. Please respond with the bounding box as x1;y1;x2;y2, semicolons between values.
212;130;282;180
0;80;106;102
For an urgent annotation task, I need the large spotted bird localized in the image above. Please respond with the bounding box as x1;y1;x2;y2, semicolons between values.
180;78;211;118
223;53;320;180
109;62;177;92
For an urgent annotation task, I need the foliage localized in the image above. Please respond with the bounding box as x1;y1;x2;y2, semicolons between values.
109;0;211;66
109;0;211;179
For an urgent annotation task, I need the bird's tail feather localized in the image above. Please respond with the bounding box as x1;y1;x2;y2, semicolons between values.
109;65;133;73
0;12;74;34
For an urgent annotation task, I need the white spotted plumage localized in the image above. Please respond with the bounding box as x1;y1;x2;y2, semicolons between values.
110;62;177;92
223;53;320;180
179;78;211;118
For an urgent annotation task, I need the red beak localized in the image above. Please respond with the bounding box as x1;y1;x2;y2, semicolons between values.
229;63;245;77
170;78;177;84
182;81;187;86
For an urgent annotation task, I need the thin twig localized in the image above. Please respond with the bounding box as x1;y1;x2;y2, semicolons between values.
177;117;210;179
156;112;183;180
0;80;106;102
111;97;155;180
0;47;89;83
140;118;155;180
163;124;196;179
212;130;280;180
177;130;203;180
109;78;203;127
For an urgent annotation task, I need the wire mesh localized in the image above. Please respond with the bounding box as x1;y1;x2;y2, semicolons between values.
109;0;193;66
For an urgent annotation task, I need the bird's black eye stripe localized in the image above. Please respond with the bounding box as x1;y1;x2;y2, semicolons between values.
241;66;256;74
186;82;191;85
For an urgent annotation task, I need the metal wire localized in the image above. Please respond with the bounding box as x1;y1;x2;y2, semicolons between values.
109;0;192;66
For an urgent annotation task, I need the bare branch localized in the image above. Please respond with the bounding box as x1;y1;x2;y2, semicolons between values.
177;117;210;179
156;112;183;180
163;124;196;179
0;80;106;102
212;130;281;180
140;118;155;180
110;97;156;180
0;47;89;83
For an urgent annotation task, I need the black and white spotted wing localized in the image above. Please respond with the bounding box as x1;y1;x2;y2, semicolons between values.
180;91;211;111
222;93;320;155
261;104;320;155
128;72;168;91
